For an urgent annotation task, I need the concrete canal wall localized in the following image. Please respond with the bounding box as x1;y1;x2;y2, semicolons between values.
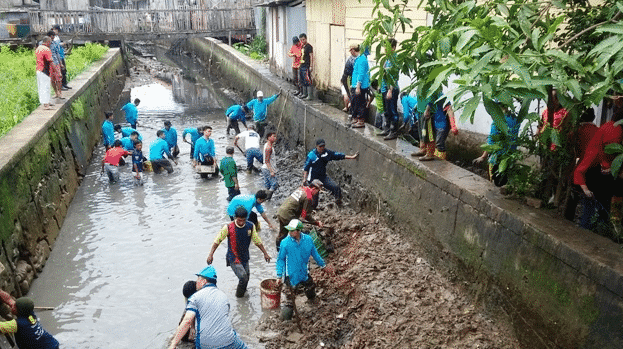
186;37;623;349
0;48;125;299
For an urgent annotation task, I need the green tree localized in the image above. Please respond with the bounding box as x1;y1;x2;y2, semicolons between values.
363;0;623;207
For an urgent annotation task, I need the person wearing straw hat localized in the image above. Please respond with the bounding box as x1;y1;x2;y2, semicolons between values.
206;206;271;298
168;266;248;349
275;179;324;250
276;219;333;319
0;297;59;349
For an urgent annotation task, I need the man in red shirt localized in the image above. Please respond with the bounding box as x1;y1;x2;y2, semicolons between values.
287;36;302;96
573;110;623;229
101;140;131;183
35;36;54;110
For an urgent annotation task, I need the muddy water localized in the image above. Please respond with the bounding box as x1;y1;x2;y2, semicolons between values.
28;76;279;348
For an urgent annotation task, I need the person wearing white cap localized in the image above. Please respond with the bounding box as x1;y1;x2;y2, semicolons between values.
168;265;248;349
245;89;281;137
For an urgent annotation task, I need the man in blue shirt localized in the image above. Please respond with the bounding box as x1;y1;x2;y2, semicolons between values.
102;111;115;150
163;120;179;158
227;190;276;231
121;98;140;129
276;219;332;320
183;126;204;160
246;90;281;137
350;45;370;128
150;130;177;174
302;139;359;206
225;104;249;135
114;125;143;140
193;126;216;165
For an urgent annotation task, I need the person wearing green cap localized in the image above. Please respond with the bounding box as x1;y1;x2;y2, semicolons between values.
169;266;248;349
276;219;333;319
0;297;59;349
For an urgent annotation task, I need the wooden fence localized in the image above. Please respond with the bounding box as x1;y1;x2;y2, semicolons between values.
28;9;255;40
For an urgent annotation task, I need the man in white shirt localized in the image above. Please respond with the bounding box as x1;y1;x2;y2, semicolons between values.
234;124;263;173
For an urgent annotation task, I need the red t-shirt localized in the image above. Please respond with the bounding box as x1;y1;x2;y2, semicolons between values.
573;121;623;186
289;44;302;69
575;123;598;162
104;147;130;166
35;45;52;72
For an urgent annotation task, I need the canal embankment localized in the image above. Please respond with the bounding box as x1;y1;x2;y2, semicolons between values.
184;37;623;348
0;48;125;298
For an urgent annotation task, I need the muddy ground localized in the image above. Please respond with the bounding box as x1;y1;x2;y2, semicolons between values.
253;147;521;349
130;48;521;348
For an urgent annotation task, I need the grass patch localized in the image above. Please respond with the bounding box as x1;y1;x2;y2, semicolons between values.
0;43;108;138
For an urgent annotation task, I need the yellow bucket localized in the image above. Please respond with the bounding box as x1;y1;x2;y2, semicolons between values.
144;161;153;172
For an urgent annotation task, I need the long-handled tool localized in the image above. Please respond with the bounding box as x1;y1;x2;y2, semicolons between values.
286;286;304;333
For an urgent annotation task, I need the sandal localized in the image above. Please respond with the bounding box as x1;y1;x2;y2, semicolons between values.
352;121;365;128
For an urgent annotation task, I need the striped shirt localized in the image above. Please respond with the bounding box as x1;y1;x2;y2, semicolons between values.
187;285;238;349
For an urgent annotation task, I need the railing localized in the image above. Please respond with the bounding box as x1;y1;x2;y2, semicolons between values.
28;9;255;39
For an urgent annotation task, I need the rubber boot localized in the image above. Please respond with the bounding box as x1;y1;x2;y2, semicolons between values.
281;305;293;321
305;86;314;100
299;87;308;99
383;121;398;140
235;284;246;298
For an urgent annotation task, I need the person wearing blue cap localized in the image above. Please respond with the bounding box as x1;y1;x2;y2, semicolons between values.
169;265;248;349
276;219;333;320
206;206;271;298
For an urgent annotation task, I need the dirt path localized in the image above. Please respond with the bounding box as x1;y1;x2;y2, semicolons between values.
254;147;521;348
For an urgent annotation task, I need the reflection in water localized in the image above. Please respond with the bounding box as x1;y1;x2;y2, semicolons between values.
28;81;279;349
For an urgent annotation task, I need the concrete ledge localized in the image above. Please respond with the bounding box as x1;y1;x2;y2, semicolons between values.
188;37;623;348
0;48;125;296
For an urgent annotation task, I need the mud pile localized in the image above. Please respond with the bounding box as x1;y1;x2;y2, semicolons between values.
254;146;520;348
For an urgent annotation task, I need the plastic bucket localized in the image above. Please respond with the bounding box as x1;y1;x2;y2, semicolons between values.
309;229;327;258
144;161;153;172
260;278;281;309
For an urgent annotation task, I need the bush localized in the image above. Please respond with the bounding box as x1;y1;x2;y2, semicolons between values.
233;35;267;61
0;43;108;138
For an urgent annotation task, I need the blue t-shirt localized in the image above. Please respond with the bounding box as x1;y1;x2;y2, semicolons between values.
227;194;264;218
277;233;325;287
163;127;177;148
186;285;237;349
120;137;134;151
194;137;215;162
183;128;202;146
246;94;279;122
351;54;370;89
121;102;138;124
149;138;171;161
15;314;59;349
401;95;418;124
380;54;398;93
102;120;115;147
132;149;146;172
226;105;247;122
121;127;142;140
303;148;346;181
